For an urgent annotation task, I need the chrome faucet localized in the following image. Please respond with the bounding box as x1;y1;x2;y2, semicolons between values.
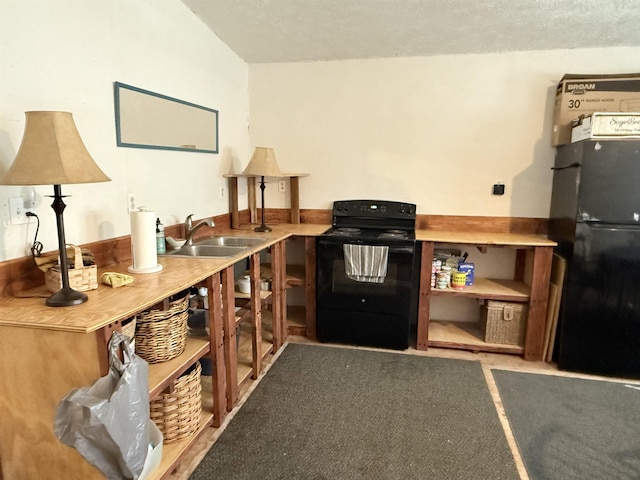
184;214;215;245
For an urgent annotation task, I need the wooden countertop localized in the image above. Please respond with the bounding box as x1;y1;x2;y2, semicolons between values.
416;230;556;247
0;228;306;334
0;222;554;333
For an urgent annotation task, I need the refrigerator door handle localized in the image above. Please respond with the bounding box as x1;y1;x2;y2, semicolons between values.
582;221;640;230
551;162;581;171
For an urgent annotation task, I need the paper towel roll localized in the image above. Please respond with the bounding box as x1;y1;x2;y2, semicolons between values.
128;207;163;274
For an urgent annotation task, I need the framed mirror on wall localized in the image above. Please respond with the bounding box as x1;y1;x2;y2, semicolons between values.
114;81;219;154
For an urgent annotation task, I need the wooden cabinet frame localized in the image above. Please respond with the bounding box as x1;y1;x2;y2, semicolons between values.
416;239;554;361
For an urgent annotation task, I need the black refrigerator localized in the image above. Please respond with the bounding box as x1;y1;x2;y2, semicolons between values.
550;139;640;379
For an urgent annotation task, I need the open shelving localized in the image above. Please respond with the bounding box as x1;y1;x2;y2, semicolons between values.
417;236;555;361
236;307;274;387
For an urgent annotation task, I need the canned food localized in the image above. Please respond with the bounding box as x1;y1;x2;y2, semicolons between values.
451;270;467;290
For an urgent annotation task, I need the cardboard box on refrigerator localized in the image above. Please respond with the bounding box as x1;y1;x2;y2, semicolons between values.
552;73;640;146
571;112;640;142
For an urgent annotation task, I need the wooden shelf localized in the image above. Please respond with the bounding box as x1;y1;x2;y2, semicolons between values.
144;411;213;480
287;305;306;336
236;308;274;385
418;240;553;360
427;320;524;355
262;264;305;287
234;288;272;301
225;174;308;226
429;278;530;302
148;337;210;400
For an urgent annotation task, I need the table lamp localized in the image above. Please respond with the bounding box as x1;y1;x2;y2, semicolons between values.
0;111;111;307
242;147;283;232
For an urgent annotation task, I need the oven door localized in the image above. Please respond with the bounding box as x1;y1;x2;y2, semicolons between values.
316;237;417;312
315;236;420;349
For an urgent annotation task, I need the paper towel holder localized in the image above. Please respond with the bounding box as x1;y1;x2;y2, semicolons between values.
128;206;163;274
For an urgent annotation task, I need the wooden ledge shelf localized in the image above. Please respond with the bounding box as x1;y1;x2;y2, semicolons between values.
427;320;524;355
262;264;305;287
429;278;530;302
236;308;274;385
224;173;308;227
144;412;213;480
148;337;210;400
287;305;306;336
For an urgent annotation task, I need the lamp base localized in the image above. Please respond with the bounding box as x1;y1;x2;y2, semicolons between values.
46;286;88;307
254;224;272;233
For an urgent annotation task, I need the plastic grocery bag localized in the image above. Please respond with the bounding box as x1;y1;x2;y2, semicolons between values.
54;331;150;479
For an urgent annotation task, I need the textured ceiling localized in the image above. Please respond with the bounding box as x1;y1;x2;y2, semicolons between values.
181;0;640;64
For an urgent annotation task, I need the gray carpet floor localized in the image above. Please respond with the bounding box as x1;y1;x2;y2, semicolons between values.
191;343;519;480
493;369;640;480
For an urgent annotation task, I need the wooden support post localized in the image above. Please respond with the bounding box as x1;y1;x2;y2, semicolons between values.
228;176;239;228
221;265;238;410
416;241;434;350
249;253;262;378
290;176;300;223
279;240;288;341
523;246;553;361
305;236;317;339
270;240;284;350
248;177;257;224
97;324;118;376
207;273;227;427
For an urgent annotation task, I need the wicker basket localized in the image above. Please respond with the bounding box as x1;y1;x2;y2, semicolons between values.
150;361;202;443
481;300;528;345
120;316;137;339
45;245;97;293
135;293;189;363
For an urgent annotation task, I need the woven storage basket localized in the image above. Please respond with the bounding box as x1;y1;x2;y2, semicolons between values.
481;300;528;345
120;316;137;339
135;292;189;363
150;361;202;443
45;244;97;293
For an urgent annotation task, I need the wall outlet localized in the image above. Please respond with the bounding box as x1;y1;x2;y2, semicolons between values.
127;193;136;213
219;186;225;199
278;180;286;193
8;197;33;225
492;183;505;195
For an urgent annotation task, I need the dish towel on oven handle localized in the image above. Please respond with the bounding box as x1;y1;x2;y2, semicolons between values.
343;244;389;283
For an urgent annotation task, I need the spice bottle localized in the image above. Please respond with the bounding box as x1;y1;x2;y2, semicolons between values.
156;218;166;254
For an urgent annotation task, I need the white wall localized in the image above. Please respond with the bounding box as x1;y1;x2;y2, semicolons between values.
3;2;640;263
0;0;249;261
249;49;640;216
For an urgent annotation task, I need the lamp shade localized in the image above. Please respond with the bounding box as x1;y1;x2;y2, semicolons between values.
0;111;110;186
241;147;283;177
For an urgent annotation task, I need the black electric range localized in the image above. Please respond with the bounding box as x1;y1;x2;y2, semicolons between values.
316;200;421;350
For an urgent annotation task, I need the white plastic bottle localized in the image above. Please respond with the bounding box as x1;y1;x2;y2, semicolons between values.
198;287;209;309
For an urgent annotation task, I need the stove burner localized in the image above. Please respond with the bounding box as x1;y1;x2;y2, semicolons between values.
379;229;409;240
332;227;362;236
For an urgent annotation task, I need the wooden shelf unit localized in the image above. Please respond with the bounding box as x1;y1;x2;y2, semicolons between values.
148;336;210;399
0;231;296;480
221;242;287;412
427;320;524;356
236;308;275;387
416;234;555;361
224;173;308;227
144;412;214;480
263;235;317;338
